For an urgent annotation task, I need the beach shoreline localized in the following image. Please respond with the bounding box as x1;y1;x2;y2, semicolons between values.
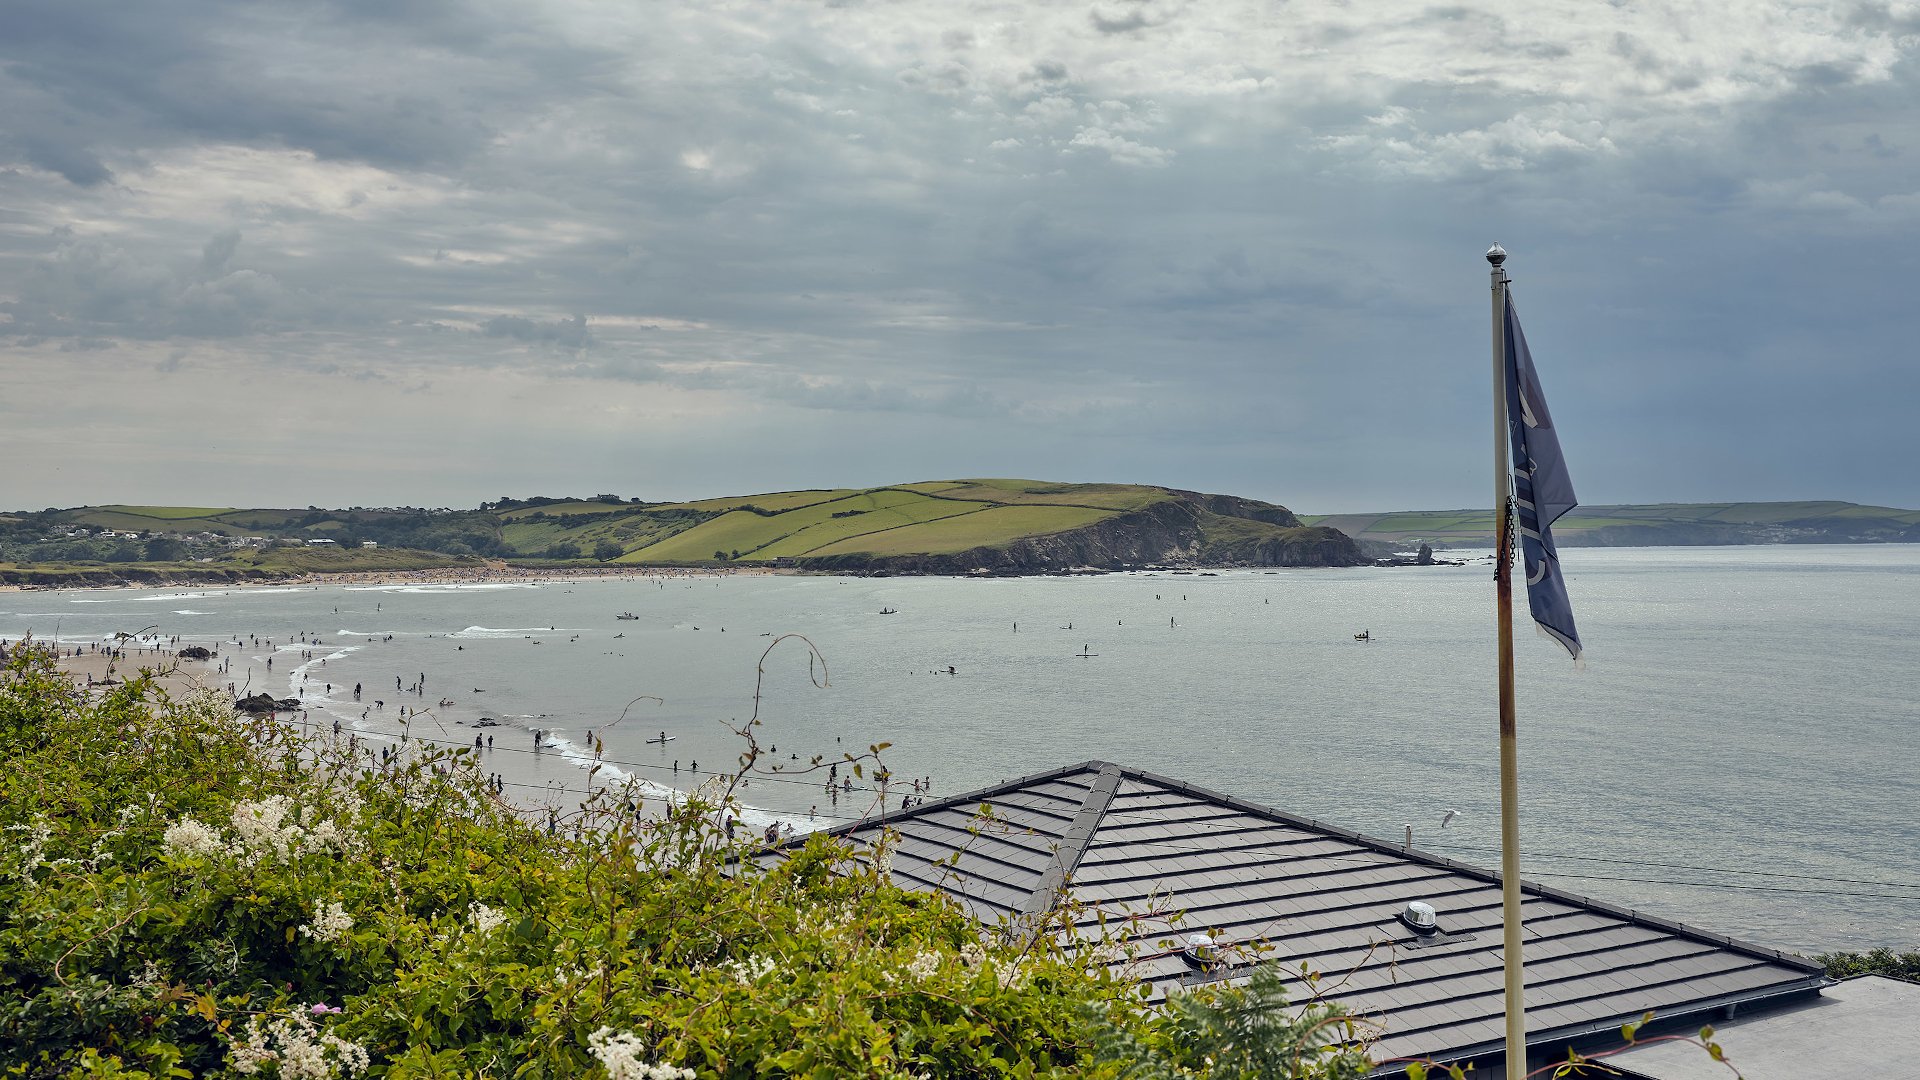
2;564;801;592
5;630;829;840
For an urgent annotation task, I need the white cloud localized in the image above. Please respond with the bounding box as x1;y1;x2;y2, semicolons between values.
1067;126;1174;166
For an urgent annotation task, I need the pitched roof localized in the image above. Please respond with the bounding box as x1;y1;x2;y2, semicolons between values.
778;760;1827;1069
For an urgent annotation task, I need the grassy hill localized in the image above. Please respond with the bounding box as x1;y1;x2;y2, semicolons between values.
11;482;1363;575
489;480;1359;571
1302;501;1920;550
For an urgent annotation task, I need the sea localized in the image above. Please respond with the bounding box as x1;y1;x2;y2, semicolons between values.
5;544;1917;957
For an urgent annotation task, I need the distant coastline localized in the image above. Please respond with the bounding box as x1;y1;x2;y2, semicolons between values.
12;493;1913;589
1306;500;1920;552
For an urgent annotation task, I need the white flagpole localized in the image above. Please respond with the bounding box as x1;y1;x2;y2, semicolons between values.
1487;242;1525;1080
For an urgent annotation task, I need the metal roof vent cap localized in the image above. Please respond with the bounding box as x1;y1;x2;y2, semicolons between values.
1400;901;1438;934
1184;933;1221;964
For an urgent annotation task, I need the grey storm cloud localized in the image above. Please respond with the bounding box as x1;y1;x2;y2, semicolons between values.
2;0;1919;511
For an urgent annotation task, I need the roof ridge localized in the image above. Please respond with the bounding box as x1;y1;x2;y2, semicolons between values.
1015;763;1124;941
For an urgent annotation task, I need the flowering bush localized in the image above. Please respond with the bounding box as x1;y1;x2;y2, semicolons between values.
0;644;1369;1080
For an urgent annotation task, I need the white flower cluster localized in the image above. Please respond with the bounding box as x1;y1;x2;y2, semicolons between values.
162;817;229;858
468;901;509;934
587;1028;694;1080
230;796;307;862
904;951;941;981
161;798;359;865
957;941;1027;990
228;1008;370;1080
332;787;365;818
795;901;858;938
299;901;354;945
8;816;54;879
718;954;778;984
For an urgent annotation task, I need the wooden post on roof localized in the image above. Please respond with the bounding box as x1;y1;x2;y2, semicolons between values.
1489;242;1526;1080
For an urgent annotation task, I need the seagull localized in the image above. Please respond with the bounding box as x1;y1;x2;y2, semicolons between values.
1439;809;1460;829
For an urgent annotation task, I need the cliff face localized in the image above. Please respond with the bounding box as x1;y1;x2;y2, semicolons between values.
797;494;1364;574
1164;489;1304;527
1197;525;1364;568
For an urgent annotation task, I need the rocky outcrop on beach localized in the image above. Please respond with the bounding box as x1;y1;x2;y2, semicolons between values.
797;495;1364;575
234;693;300;713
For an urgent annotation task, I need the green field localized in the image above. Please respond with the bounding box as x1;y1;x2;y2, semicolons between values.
803;505;1117;557
1302;500;1920;548
608;485;1138;563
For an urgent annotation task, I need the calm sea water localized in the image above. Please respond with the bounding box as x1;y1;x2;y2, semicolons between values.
7;545;1917;955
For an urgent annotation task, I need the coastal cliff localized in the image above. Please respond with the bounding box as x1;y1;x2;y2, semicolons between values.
797;494;1364;574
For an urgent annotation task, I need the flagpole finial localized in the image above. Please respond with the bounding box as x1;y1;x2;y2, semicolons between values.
1485;242;1507;267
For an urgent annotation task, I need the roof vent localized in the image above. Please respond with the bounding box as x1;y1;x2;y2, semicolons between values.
1184;933;1221;965
1400;901;1438;934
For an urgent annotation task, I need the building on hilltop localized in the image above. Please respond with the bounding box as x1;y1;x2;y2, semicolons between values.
764;760;1841;1077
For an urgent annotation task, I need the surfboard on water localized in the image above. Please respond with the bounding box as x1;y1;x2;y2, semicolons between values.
646;736;676;744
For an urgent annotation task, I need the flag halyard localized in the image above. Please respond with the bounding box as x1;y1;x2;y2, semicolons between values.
1502;293;1583;664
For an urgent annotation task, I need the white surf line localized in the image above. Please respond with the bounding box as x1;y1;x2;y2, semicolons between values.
285;642;361;709
343;582;541;593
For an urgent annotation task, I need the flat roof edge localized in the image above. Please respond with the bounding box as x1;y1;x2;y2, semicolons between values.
1365;975;1831;1077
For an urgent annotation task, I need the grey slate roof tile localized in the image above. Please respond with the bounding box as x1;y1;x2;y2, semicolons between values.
759;760;1826;1067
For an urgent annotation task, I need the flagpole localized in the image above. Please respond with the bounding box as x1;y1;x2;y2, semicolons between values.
1487;242;1525;1080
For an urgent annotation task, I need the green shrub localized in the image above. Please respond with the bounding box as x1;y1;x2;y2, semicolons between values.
0;645;1380;1080
1813;948;1920;982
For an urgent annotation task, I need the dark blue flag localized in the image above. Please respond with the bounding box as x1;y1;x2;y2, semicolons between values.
1504;294;1583;664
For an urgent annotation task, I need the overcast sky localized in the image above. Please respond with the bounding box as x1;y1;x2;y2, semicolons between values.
3;0;1917;514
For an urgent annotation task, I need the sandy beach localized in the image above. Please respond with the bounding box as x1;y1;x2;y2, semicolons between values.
20;641;230;701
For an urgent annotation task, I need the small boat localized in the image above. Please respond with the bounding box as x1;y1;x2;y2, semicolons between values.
878;608;897;615
616;612;639;620
1355;631;1372;641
